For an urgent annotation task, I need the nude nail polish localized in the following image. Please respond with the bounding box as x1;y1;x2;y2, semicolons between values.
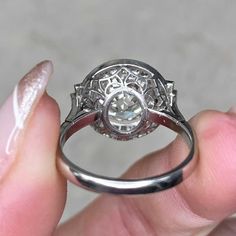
0;61;53;179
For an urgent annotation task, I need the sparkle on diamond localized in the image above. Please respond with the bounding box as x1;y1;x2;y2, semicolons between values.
108;91;143;132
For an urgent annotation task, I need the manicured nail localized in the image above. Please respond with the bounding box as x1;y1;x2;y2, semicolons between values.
6;60;53;154
0;61;53;179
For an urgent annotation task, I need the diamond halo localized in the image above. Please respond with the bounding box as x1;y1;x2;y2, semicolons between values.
74;59;173;140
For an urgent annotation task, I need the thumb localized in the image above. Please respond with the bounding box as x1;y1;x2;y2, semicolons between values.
0;61;66;236
56;110;236;236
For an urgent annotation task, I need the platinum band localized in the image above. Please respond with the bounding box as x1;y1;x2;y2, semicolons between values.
58;59;197;195
58;109;196;194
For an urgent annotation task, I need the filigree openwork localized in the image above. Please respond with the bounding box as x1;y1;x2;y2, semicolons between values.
73;61;175;140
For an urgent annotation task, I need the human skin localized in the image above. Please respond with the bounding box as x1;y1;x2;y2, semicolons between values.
0;61;236;236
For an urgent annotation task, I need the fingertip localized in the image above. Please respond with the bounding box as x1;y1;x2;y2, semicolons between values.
179;110;236;220
0;60;54;181
0;92;66;235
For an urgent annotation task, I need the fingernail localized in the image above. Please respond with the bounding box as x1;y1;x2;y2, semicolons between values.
0;61;53;179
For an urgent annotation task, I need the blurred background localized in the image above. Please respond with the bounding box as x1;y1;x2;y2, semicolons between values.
0;0;235;222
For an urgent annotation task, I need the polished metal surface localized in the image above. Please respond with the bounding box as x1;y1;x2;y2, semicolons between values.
58;59;197;194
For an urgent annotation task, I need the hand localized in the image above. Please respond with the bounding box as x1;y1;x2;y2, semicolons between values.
0;61;236;236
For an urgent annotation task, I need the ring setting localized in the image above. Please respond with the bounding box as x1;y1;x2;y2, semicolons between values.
58;59;197;194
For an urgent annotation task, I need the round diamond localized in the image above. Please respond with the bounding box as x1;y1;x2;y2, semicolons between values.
108;91;143;132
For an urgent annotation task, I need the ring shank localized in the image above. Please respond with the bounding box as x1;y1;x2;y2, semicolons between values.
58;110;197;194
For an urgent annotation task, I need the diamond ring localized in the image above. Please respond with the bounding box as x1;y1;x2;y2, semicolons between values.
58;59;197;194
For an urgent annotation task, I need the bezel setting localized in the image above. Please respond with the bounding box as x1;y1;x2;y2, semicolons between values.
103;87;147;138
68;59;177;140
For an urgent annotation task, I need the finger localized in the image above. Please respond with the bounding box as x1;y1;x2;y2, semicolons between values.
0;62;66;236
56;110;236;236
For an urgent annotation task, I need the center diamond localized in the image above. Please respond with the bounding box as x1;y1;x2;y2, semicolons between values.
107;91;143;133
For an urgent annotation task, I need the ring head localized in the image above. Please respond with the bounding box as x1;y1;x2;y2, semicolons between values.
76;59;172;140
59;59;196;194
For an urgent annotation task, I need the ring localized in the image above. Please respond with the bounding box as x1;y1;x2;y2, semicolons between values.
58;59;197;194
